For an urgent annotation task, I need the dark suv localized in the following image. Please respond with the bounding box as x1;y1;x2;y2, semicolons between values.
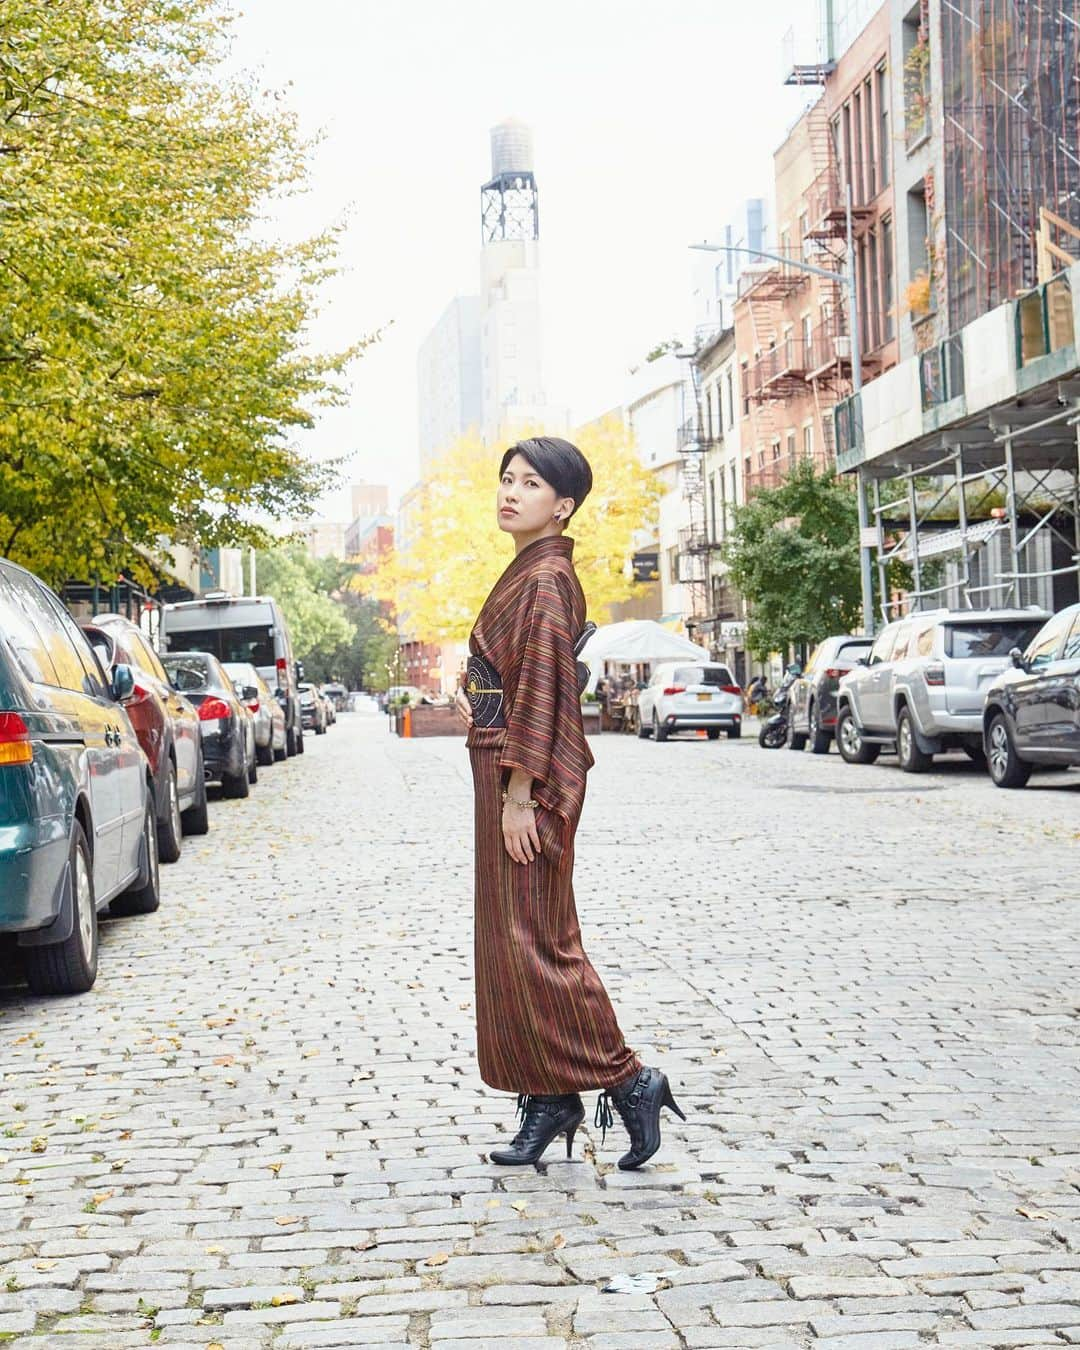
982;602;1080;788
787;634;872;754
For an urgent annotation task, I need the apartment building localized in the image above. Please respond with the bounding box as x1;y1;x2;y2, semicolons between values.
734;3;897;501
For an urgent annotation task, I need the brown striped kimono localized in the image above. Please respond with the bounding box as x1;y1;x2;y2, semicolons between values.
466;534;642;1096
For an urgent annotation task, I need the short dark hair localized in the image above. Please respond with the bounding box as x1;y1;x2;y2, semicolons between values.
499;437;593;520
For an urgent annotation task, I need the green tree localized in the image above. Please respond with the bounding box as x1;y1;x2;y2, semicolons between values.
722;460;863;658
0;1;369;588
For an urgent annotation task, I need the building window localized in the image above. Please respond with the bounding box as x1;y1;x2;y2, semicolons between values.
868;228;881;350
740;363;750;417
851;87;864;204
786;432;797;470
882;214;895;339
878;63;890;187
803;424;814;460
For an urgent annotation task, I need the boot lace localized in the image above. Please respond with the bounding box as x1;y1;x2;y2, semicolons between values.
595;1069;650;1147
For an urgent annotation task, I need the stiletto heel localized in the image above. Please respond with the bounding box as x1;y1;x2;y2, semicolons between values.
662;1082;687;1122
488;1093;585;1166
565;1124;577;1158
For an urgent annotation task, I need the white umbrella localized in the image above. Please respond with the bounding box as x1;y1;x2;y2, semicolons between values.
578;620;707;665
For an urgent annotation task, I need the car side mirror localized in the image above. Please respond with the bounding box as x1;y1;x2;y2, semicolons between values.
1010;646;1027;672
856;656;869;667
242;685;258;701
112;663;135;702
295;661;305;681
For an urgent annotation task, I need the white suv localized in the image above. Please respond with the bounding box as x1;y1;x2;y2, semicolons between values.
638;660;743;741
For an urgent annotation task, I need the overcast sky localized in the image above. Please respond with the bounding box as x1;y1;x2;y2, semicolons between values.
227;0;813;520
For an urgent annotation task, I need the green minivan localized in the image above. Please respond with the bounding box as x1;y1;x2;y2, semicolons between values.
0;559;160;995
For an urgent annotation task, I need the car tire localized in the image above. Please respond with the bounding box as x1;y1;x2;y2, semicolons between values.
111;796;161;916
156;761;182;864
962;742;986;766
727;725;741;739
296;728;305;755
836;707;880;764
896;706;932;773
706;728;721;740
273;741;287;762
286;725;297;757
652;712;669;743
987;713;1032;789
787;716;808;751
223;765;250;799
181;752;210;836
637;716;651;738
809;702;831;755
257;742;273;767
247;751;258;785
22;822;98;996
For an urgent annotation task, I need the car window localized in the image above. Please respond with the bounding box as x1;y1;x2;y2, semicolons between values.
869;625;899;665
3;569;92;692
672;665;733;687
41;593;112;697
163;655;211;693
947;619;1047;659
0;568;60;686
890;624;914;661
914;624;936;657
1024;612;1072;671
1063;612;1080;663
836;640;871;663
126;629;167;682
163;624;275;665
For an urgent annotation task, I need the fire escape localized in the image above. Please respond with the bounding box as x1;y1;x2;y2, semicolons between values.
675;346;721;636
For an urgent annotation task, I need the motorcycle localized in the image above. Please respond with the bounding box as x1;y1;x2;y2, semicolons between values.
757;665;802;750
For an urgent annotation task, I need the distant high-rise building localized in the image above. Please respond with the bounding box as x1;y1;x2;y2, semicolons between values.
417;119;564;471
692;197;771;333
351;482;390;521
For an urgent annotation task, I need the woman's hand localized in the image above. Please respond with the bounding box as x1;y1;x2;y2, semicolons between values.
502;797;541;865
454;686;474;729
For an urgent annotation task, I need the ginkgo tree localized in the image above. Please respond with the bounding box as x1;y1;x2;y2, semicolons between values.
366;417;661;643
0;0;368;588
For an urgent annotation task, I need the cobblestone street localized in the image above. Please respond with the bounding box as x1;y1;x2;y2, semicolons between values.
3;710;1080;1349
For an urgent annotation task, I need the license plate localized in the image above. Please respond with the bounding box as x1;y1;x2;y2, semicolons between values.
697;692;711;701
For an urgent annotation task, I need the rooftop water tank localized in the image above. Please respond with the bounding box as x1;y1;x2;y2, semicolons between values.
490;119;533;178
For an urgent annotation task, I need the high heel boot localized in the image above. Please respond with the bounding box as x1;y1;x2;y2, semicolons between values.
594;1065;686;1170
488;1092;585;1166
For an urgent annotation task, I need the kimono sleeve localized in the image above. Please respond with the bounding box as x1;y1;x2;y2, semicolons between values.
498;571;576;785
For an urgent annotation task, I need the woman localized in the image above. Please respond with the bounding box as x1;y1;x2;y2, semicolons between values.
454;436;686;1169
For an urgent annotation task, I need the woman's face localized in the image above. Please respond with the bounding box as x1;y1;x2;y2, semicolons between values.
497;452;573;537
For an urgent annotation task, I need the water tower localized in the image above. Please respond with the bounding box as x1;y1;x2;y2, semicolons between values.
480;118;539;244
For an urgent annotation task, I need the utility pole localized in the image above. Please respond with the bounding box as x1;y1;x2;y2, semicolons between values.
691;195;876;635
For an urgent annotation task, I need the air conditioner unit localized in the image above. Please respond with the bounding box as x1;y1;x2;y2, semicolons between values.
834;335;851;360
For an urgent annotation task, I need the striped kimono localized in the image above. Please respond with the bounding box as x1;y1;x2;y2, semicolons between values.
466;534;642;1095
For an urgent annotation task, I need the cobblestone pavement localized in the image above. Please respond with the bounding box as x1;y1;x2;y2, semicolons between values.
3;710;1080;1349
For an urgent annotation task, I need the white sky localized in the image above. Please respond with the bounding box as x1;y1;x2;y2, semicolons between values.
227;0;814;520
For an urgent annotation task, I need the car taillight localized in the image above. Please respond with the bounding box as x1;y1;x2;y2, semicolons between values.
824;667;844;679
198;697;233;721
0;713;32;766
130;681;153;704
662;685;686;696
247;700;260;714
719;684;742;696
276;658;288;681
924;663;946;686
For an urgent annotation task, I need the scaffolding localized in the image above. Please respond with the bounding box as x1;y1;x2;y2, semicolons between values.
942;0;1080;332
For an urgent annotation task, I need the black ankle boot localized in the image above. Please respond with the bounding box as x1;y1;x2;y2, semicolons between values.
488;1092;585;1166
594;1066;686;1170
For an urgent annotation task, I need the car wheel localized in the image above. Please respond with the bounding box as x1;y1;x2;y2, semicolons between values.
787;715;808;751
156;761;182;864
286;725;297;757
111;796;161;916
653;712;669;743
296;727;305;755
836;707;880;765
987;713;1032;789
223;764;250;798
22;821;98;995
257;742;273;766
727;725;741;739
273;741;287;762
809;702;831;755
247;749;258;785
637;714;651;738
181;751;210;836
896;706;932;773
707;728;721;740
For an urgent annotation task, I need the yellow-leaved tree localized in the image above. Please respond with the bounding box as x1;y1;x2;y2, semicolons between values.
367;417;660;643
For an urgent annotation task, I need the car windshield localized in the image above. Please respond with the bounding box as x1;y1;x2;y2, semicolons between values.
944;620;1044;659
223;662;261;689
837;641;871;660
163;625;274;666
163;654;214;693
672;665;733;687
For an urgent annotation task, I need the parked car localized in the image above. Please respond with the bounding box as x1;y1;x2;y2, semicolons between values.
637;660;744;741
223;661;286;766
835;608;1049;772
83;614;207;858
162;652;257;797
0;559;161;994
787;634;873;754
299;681;327;735
160;593;304;757
982;602;1080;788
322;681;348;712
321;688;337;726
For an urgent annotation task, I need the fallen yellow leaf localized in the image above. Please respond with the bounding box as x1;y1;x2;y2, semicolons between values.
270;1292;299;1306
423;1252;449;1267
275;1215;300;1226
